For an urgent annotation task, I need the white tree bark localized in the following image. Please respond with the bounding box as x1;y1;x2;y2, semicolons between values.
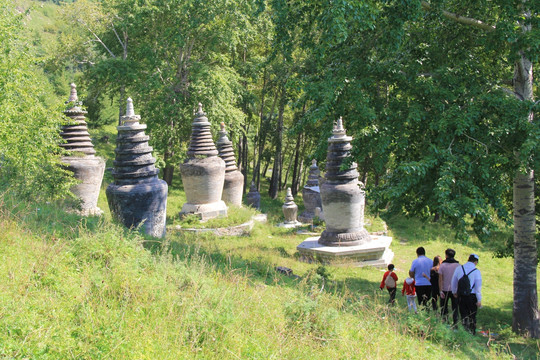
512;51;539;338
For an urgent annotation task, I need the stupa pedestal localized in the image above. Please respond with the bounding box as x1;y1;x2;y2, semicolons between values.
278;188;302;228
179;104;227;220
61;83;105;216
297;118;393;267
297;236;394;267
246;181;261;209
217;122;244;207
298;159;322;223
106;98;168;238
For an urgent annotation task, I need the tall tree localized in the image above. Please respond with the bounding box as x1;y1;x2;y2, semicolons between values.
420;0;539;339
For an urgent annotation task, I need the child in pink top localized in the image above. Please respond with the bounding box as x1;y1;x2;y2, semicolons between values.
402;271;417;313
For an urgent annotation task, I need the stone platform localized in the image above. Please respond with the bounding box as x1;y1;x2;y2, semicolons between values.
296;235;394;268
180;201;228;221
278;220;303;229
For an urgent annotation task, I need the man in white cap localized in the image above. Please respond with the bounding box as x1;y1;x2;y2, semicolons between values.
451;254;482;334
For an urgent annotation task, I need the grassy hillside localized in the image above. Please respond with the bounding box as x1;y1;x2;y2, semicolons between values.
2;1;538;358
0;186;538;359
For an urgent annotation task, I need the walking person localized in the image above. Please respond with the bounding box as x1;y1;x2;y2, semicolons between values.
380;264;398;305
451;254;482;334
439;249;460;326
429;255;442;311
409;246;432;308
402;271;417;313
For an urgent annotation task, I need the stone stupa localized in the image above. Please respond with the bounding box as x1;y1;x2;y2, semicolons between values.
246;181;260;210
297;118;393;267
179;104;227;220
278;188;302;228
106;98;168;238
217;122;244;207
298;159;323;223
60;83;105;216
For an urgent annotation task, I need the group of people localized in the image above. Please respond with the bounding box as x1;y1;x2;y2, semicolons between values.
379;247;482;334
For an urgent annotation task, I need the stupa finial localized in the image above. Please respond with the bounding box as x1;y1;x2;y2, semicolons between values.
220;122;225;132
333;117;346;137
286;187;293;201
126;97;135;116
67;83;78;103
193;103;209;124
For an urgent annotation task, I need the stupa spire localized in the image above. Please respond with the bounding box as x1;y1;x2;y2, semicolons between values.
186;103;218;158
67;83;78;103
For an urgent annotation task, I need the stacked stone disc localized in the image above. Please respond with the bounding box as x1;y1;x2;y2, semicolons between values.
106;98;168;238
180;104;227;220
217;122;244;206
61;83;105;216
298;159;323;223
318;118;370;246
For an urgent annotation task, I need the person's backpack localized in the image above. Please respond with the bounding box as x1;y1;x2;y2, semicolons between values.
384;272;396;288
457;266;476;296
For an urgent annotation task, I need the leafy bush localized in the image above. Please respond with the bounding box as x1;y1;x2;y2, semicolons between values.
0;0;74;201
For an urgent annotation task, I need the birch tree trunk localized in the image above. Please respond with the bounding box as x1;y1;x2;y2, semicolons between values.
512;51;539;338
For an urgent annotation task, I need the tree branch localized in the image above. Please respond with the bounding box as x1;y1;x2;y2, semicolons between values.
501;87;522;100
78;19;116;58
421;1;496;32
463;133;488;154
110;22;126;53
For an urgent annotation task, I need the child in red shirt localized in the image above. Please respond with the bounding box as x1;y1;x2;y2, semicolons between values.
380;264;398;304
402;271;417;313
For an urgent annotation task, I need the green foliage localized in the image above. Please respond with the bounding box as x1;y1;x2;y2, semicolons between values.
0;0;74;200
271;0;539;241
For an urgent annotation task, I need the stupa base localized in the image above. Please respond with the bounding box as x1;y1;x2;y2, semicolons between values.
106;180;168;238
278;220;303;228
298;212;316;224
180;200;228;221
67;206;104;217
62;156;105;216
296;235;394;268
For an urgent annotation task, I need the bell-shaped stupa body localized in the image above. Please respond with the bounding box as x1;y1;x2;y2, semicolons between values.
217;122;244;206
319;118;370;246
246;181;260;210
299;159;323;223
179;104;227;220
106;98;168;237
61;83;105;216
279;188;302;228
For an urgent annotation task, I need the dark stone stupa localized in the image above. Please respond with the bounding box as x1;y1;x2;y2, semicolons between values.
318;118;370;246
106;98;168;238
246;181;260;210
296;117;393;267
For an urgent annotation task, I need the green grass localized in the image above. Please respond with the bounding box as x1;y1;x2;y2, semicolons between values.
1;181;539;359
41;111;535;359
